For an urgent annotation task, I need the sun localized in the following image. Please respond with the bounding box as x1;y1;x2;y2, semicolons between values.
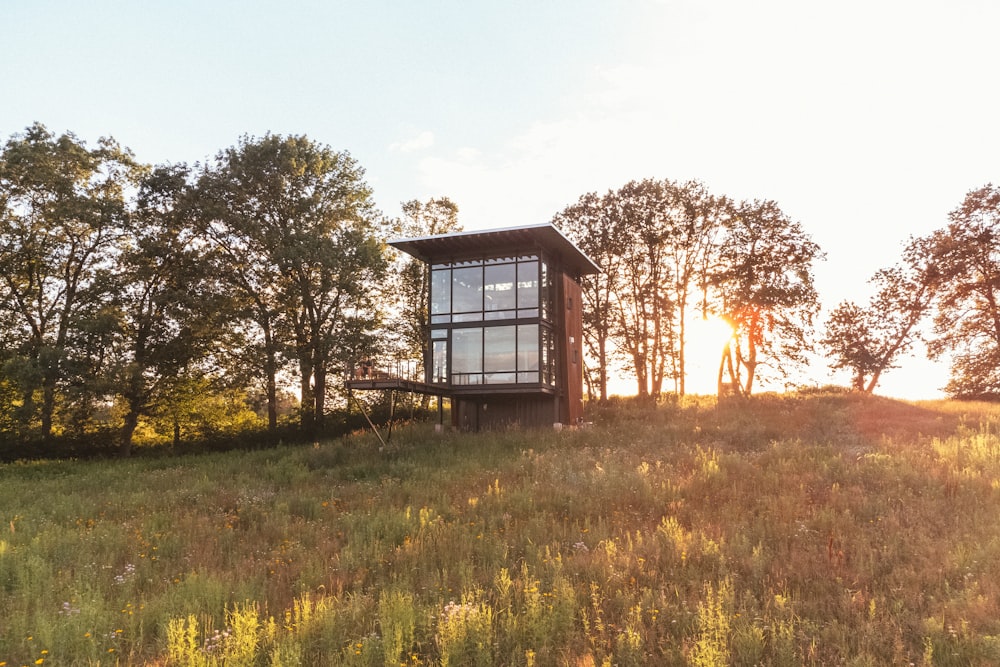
683;314;735;395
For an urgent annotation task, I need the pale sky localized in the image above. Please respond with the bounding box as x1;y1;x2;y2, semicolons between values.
4;0;998;399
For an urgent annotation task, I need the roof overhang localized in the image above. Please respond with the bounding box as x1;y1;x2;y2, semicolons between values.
389;223;600;276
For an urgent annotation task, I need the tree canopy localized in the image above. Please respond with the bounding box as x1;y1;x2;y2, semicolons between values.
555;183;820;399
0;126;389;455
923;184;1000;398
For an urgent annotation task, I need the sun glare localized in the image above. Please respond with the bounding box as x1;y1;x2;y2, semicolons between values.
599;313;736;398
684;315;735;395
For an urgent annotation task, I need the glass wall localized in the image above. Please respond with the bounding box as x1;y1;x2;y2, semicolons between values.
428;254;557;388
448;324;549;386
430;256;546;324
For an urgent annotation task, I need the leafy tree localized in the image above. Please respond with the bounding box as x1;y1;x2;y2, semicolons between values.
0;123;138;439
195;160;289;431
713;199;822;396
657;180;728;395
199;134;387;434
392;197;461;383
821;302;878;391
923;184;1000;397
822;239;937;393
605;180;676;399
555;179;727;400
552;191;626;402
111;165;220;455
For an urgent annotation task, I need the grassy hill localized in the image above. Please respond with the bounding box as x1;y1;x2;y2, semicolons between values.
2;391;1000;665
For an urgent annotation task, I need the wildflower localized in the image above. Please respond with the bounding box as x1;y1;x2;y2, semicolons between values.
59;601;81;615
35;659;44;665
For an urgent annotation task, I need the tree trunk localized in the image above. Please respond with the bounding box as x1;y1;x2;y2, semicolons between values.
598;333;608;403
40;378;56;441
313;363;326;434
678;310;687;396
121;405;140;458
263;322;278;430
299;358;314;434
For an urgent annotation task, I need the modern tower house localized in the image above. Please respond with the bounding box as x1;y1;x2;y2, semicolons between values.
372;223;599;430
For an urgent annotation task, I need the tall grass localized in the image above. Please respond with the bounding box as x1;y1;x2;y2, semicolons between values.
2;392;1000;665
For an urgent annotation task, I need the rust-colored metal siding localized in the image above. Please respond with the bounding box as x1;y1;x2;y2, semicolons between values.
560;274;585;425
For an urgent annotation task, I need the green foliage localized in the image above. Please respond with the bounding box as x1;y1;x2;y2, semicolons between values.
196;132;388;435
0;125;391;453
0;122;140;439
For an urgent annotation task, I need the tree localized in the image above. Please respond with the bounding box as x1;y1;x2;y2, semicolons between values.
821;239;937;393
111;165;220;456
0;123;138;439
713;199;823;396
657;180;728;396
195;159;289;432
923;184;1000;397
553;191;626;402
392;197;461;383
198;134;387;434
605;180;676;399
555;179;727;400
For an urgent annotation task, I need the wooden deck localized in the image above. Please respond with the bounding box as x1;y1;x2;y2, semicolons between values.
345;376;449;396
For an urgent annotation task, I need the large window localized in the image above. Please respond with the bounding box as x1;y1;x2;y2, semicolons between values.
449;324;546;386
430;256;544;323
428;254;556;387
484;263;516;318
452;328;483;384
431;269;451;319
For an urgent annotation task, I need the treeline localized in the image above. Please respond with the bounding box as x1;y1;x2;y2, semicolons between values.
1;122;997;456
556;179;1000;402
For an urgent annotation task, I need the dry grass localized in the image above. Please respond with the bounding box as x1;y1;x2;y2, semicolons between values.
2;390;1000;665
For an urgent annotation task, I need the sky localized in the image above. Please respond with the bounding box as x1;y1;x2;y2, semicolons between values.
4;0;998;399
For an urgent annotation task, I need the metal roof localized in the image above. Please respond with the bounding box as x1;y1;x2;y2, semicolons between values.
388;223;600;276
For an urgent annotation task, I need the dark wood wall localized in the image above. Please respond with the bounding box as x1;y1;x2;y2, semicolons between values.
560;274;584;425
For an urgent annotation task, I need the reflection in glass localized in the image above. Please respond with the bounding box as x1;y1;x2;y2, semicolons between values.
484;264;516;312
518;324;539;371
541;326;556;385
452;328;482;374
431;269;451;315
452;267;483;313
484;326;516;373
517;261;539;309
540;261;553;321
431;340;448;383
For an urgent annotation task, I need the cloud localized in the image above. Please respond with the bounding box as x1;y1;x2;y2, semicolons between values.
389;130;434;153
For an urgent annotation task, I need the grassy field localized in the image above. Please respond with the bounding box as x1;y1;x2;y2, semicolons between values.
3;391;1000;666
